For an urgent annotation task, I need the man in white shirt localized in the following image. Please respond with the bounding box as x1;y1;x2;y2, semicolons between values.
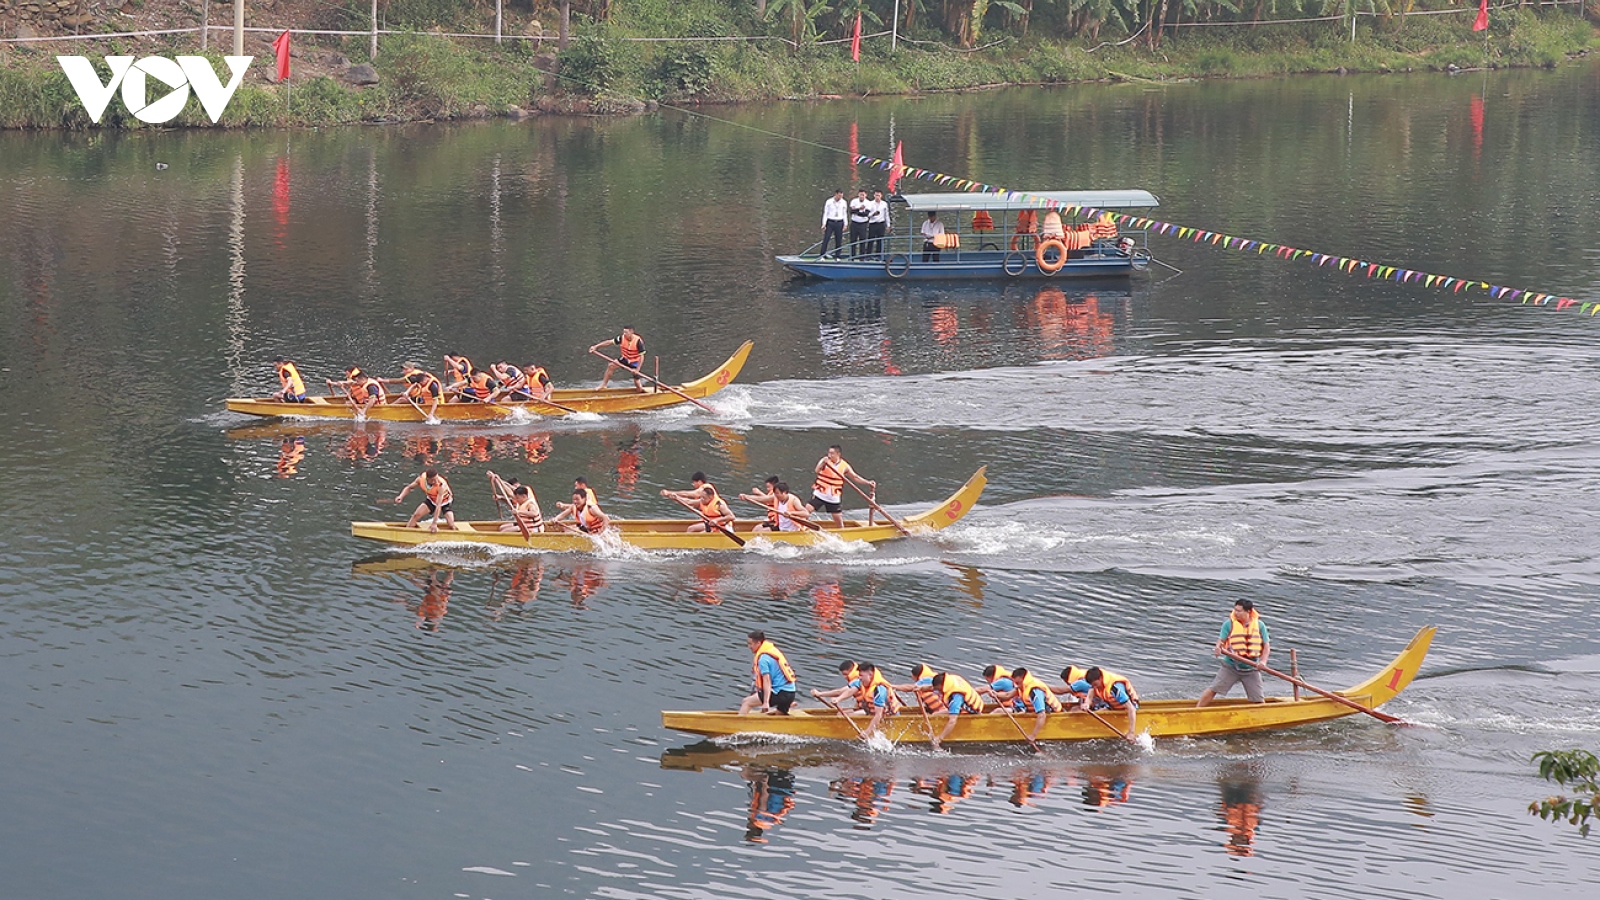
867;190;889;259
847;189;872;259
920;211;945;262
821;189;847;259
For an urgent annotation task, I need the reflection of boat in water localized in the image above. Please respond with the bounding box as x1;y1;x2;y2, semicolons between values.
225;341;752;421
351;467;986;551
779;191;1158;281
662;627;1435;744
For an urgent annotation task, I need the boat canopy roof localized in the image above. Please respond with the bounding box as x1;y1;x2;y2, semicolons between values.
898;189;1160;212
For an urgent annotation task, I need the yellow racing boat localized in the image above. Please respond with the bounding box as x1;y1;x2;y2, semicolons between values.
351;467;987;551
226;341;752;422
661;626;1436;743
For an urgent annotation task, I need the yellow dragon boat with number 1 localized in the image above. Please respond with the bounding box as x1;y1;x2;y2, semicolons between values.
662;626;1436;743
226;341;752;422
351;466;986;551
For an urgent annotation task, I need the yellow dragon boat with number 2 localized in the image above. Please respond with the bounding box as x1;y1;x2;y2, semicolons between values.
226;341;752;422
351;467;986;551
661;626;1436;744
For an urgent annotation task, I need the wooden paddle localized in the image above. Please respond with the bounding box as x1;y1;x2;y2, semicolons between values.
822;460;911;536
664;493;746;547
527;395;579;414
1081;705;1134;743
588;347;717;413
737;494;823;531
1221;649;1407;725
995;703;1043;753
813;694;868;740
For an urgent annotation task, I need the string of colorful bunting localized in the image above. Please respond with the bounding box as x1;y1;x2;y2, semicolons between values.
853;154;1595;316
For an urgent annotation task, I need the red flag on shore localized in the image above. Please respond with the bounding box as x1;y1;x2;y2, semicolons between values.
272;30;291;82
1472;0;1488;31
888;141;903;193
851;13;862;62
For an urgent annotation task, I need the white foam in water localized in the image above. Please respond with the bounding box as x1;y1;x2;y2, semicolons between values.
863;732;896;753
1135;732;1156;753
461;866;517;877
564;410;603;424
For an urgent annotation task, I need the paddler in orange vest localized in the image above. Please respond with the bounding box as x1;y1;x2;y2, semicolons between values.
810;444;877;527
1008;666;1065;743
489;471;544;533
522;363;554;402
850;662;900;736
451;366;497;403
739;630;798;715
929;671;984;750
490;361;532;402
551;489;610;535
810;660;863;709
270;356;308;402
573;477;599;509
442;353;473;387
892;663;944;714
391;362;443;420
1068;666;1140;742
1197;599;1271;707
661;472;734;533
328;365;386;417
395;468;457;533
590;326;647;391
1050;664;1093;704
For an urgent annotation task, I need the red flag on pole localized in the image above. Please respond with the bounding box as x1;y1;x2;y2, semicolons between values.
851;13;862;62
1472;0;1488;31
888;141;903;194
273;30;292;82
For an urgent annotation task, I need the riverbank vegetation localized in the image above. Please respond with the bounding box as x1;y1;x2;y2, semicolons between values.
0;0;1594;127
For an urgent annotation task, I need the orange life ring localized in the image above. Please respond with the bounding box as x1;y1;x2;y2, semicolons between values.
1035;238;1068;273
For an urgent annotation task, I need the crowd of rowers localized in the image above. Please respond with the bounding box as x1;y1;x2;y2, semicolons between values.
390;444;880;535
266;327;651;416
740;601;1272;749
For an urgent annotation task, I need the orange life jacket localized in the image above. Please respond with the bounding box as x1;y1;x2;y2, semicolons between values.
467;371;493;400
697;485;726;519
407;372;442;400
525;365;549;388
751;640;796;689
575;502;605;533
1226;612;1265;661
351;376;383;405
813;457;850;497
413;474;451;504
939;673;983;714
1013;670;1063;713
445;356;472;383
619;333;644;364
500;367;528;393
1090;212;1119;240
972;210;994;232
854;669;901;712
1090;669;1139;709
512;496;542;528
278;362;305;396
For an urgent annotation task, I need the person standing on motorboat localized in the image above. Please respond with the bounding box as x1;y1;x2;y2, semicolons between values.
848;189;872;259
821;189;848;259
867;190;890;259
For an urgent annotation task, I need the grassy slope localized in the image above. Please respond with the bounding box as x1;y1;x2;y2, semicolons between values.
0;8;1593;128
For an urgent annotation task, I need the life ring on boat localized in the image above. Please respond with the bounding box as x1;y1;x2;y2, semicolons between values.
885;253;911;279
1036;238;1068;274
1002;250;1028;277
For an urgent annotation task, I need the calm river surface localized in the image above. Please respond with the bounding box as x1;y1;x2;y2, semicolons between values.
4;60;1600;898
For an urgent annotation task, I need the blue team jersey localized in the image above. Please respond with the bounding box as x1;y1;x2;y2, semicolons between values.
1071;679;1132;707
759;653;794;692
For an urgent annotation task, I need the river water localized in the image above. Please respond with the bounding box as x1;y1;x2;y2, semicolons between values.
4;60;1600;898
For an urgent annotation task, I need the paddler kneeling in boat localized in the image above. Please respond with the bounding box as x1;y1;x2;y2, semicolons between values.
1008;667;1065;744
1069;666;1140;743
850;662;900;737
810;661;862;710
740;631;798;715
490;472;544;533
745;480;811;534
980;664;1026;712
550;489;610;535
450;366;498;403
661;472;734;533
328;366;386;417
929;671;985;751
892;664;945;714
390;363;443;420
395;468;457;533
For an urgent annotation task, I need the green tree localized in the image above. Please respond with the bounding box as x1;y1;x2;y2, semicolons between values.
1530;749;1600;837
